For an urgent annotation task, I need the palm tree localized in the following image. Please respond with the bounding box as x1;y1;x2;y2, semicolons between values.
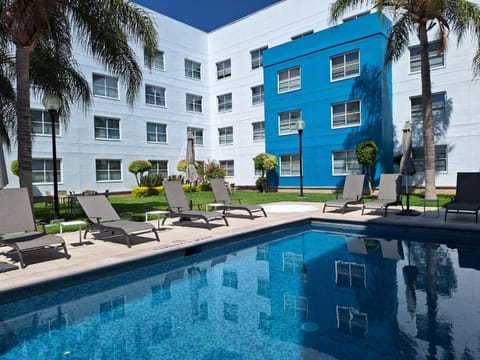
1;0;158;200
330;0;480;199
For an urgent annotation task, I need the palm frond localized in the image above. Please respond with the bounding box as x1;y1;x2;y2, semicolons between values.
385;12;411;63
330;0;373;23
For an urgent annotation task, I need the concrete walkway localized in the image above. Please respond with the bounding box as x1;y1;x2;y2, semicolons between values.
1;202;478;297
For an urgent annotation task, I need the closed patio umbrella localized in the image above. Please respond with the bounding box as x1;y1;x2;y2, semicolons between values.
186;129;199;210
0;140;8;189
397;121;420;216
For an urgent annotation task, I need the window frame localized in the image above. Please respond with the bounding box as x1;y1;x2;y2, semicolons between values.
409;40;445;73
92;73;119;99
216;59;231;80
95;159;122;182
94;116;121;140
219;160;234;176
331;100;361;128
217;93;232;113
412;144;448;173
145;84;166;107
250;46;267;69
32;158;62;185
218;126;233;145
148;160;168;177
184;58;201;80
31;109;61;137
188;127;204;146
146;122;168;144
278;110;302;135
186;93;203;113
330;50;360;82
251;85;264;106
280;154;300;177
410;92;446;124
277;66;301;93
144;49;165;71
291;30;314;41
332;150;362;176
252;121;265;142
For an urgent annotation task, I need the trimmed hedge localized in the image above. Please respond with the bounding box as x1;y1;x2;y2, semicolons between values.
131;184;200;197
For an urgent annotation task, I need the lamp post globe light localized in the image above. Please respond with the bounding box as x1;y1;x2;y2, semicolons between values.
42;94;62;220
297;119;306;197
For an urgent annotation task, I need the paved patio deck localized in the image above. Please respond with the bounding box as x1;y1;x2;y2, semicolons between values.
1;201;478;299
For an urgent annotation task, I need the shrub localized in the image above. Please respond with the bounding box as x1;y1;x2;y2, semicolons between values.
182;184;199;192
131;186;158;198
199;182;211;191
140;173;164;187
128;160;152;186
203;160;225;179
255;176;266;192
10;160;19;176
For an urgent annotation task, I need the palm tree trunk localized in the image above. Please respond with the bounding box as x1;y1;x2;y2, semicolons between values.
16;45;34;205
418;23;437;200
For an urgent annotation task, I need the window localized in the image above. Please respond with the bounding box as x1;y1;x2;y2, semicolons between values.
283;293;308;321
220;160;234;176
188;127;204;145
278;66;300;93
31;109;60;136
151;284;171;306
331;50;360;81
335;260;366;288
222;270;238;289
280;154;300;176
251;85;264;105
185;59;201;80
279;110;301;135
217;93;232;113
332;100;361;128
410;92;446;123
148;160;168;177
96;159;122;181
223;303;238;323
412;144;448;172
291;30;313;40
336;306;368;338
93;74;118;99
332;150;361;175
409;40;444;73
144;49;165;70
94;116;120;140
218;126;233;145
146;122;167;143
282;252;304;274
186;93;202;113
256;244;269;261
216;59;231;79
250;46;267;69
32;158;61;184
257;278;270;298
145;85;166;107
252;121;265;141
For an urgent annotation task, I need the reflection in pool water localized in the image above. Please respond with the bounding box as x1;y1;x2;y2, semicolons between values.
0;224;479;359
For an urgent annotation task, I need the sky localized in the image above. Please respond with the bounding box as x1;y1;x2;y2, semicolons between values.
133;0;283;32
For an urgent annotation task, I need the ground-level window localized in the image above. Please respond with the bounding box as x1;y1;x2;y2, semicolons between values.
332;150;361;175
96;159;122;182
252;121;265;141
186;93;202;113
188;127;204;145
94;116;120;140
218;126;233;145
32;158;62;184
279;110;301;135
280;154;300;176
31;109;60;136
412;144;447;172
148;160;168;177
93;74;118;99
220;160;234;176
331;100;361;128
146;122;167;143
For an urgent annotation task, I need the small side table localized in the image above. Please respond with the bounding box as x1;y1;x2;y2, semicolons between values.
422;198;440;218
145;210;169;229
60;220;86;244
206;203;225;212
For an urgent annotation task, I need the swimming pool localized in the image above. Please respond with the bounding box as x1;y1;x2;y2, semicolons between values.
1;221;479;359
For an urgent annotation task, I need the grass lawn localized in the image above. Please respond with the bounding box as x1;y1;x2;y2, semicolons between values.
34;190;453;234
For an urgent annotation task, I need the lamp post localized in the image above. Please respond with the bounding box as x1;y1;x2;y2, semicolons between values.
297;119;306;197
42;94;62;220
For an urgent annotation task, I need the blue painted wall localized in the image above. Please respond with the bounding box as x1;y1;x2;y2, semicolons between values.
263;13;393;189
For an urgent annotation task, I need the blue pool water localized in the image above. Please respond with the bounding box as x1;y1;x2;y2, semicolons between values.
1;222;480;359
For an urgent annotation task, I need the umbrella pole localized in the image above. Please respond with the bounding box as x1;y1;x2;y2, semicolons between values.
189;182;193;210
406;175;410;211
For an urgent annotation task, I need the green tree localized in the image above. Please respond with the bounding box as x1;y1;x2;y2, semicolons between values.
254;153;278;193
330;0;480;200
1;0;158;201
128;160;152;186
356;140;378;195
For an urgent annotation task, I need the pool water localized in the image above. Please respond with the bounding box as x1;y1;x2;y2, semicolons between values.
1;223;480;359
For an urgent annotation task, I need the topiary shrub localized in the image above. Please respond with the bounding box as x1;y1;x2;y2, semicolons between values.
128;160;152;186
10;160;19;176
255;176;267;193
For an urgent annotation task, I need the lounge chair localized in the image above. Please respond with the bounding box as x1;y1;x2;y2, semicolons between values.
323;174;365;214
444;172;480;223
162;181;229;228
362;174;403;216
76;194;159;247
210;178;267;218
0;188;70;268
